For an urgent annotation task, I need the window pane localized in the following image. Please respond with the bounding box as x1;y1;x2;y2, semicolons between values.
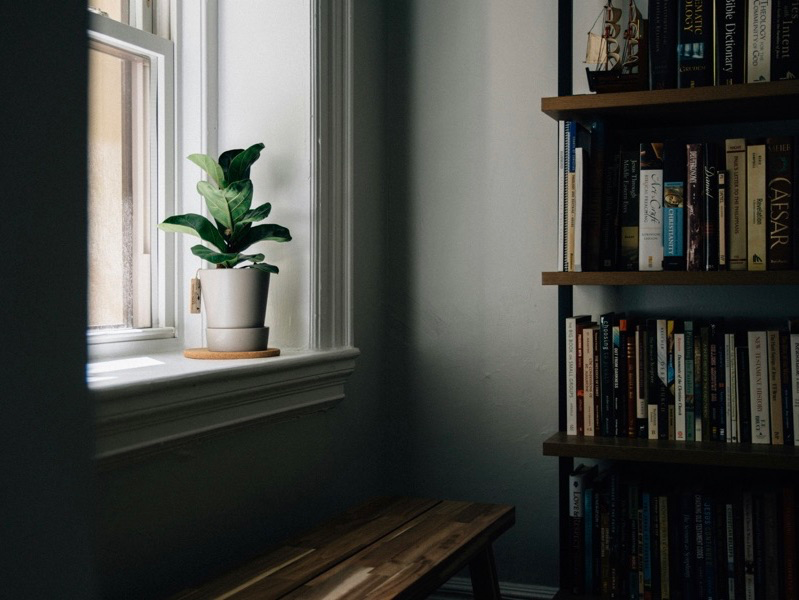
88;0;127;24
87;42;152;330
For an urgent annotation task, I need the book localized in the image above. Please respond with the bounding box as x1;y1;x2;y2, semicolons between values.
570;464;598;594
574;147;586;273
639;143;665;271
618;147;641;271
687;143;705;271
625;320;637;438
742;491;756;599
675;326;687;440
648;319;661;440
766;136;793;269
709;323;720;440
663;140;686;270
717;326;728;441
726;138;748;270
703;142;721;271
656;319;670;440
600;148;622;271
716;0;748;84
700;324;711;441
738;342;753;444
584;125;608;273
576;317;589;435
771;0;799;80
748;0;773;82
780;329;793;444
791;320;799;446
748;330;771;443
612;318;628;437
566;315;592;435
636;323;649;438
584;324;598;436
695;323;705;441
718;170;728;269
685;320;696;441
747;141;767;270
726;332;740;442
783;486;797;598
558;121;567;271
678;0;714;87
600;313;616;437
650;0;679;89
658;495;671;599
763;491;779;599
767;330;784;443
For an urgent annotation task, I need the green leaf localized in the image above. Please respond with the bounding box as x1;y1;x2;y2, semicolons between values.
197;181;233;231
225;180;254;223
158;214;227;251
190;245;265;268
188;154;225;188
218;148;243;183
227;143;265;184
248;262;279;274
240;203;272;224
228;223;292;253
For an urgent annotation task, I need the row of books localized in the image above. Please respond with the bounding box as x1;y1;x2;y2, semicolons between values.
557;123;797;272
565;314;799;444
649;0;799;89
568;464;799;599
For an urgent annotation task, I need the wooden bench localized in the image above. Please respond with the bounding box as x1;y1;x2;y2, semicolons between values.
170;497;515;599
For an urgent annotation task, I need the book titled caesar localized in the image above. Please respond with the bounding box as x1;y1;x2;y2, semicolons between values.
747;141;767;270
618;147;641;271
726;138;748;270
650;0;679;89
766;136;793;269
663;140;687;270
716;0;747;84
748;0;773;82
678;0;714;87
772;0;799;80
686;143;705;271
639;143;665;271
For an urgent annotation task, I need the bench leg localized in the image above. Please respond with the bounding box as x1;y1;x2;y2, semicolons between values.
468;545;501;600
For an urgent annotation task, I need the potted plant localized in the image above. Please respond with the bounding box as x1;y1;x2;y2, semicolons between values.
158;142;291;352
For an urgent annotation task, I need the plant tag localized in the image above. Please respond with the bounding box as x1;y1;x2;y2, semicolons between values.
190;278;201;313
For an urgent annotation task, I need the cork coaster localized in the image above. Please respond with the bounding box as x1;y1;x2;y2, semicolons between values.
183;348;281;360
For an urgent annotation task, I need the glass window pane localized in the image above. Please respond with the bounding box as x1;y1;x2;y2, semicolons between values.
87;42;151;330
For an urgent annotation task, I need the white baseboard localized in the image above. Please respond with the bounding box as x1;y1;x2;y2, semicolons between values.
430;576;558;600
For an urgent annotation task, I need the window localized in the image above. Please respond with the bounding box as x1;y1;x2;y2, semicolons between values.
86;7;174;346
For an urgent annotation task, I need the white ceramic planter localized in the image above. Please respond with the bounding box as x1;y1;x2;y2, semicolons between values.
199;268;270;351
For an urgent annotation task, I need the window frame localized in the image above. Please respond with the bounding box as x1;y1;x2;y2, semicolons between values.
86;12;176;346
91;0;357;467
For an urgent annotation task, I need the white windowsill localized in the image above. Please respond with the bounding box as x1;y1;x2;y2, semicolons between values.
91;347;359;469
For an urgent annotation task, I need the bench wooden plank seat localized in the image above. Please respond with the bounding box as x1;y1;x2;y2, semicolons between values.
170;497;515;600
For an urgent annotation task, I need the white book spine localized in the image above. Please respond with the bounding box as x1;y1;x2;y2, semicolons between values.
574;148;585;273
747;143;767;270
648;405;659;440
748;330;771;443
791;332;799;446
557;121;565;272
636;327;646;424
747;0;772;83
639;149;664;271
724;332;732;442
566;317;578;435
718;171;727;268
727;333;739;443
675;332;686;441
584;327;595;436
726;138;748;270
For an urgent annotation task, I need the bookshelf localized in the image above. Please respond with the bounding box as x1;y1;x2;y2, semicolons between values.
543;3;799;597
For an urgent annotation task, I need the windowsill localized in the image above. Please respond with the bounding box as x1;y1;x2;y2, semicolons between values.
91;347;360;469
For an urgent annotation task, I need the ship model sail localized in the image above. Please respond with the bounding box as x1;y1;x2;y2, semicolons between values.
585;0;648;93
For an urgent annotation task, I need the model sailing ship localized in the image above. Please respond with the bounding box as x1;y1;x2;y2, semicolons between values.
584;0;648;93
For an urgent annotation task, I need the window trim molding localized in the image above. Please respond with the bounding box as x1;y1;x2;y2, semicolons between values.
91;0;358;466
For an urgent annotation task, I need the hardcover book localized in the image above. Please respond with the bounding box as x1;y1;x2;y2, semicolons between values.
771;0;799;80
716;0;747;84
675;326;687;440
748;0;773;82
566;315;591;435
747;141;767;270
618;148;641;271
569;464;598;594
639;143;665;271
663;140;687;270
686;143;705;271
685;320;696;441
766;136;793;269
748;330;771;443
718;170;728;269
780;329;793;444
678;0;714;87
599;149;622;270
650;0;679;89
584;324;599;436
726;138;748;270
791;319;799;446
703;143;722;271
600;313;615;437
767;330;784;444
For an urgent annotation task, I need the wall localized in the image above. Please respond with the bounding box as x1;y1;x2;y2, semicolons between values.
382;0;562;588
94;2;389;597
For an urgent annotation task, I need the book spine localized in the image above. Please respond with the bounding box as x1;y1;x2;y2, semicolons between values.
584;326;596;436
626;322;637;438
766;136;793;269
792;330;799;446
747;142;767;270
650;0;679;89
695;492;707;599
710;324;721;440
784;486;797;598
703;143;721;271
640;143;665;271
719;170;728;269
743;491;756;599
678;0;715;87
584;126;607;273
643;491;653;598
738;342;753;444
725;502;736;599
685;321;696;441
748;330;771;443
574;148;586;273
600;149;622;270
727;332;740;442
663;141;687;270
772;0;799;80
719;330;728;441
676;330;687;440
613;321;624;437
601;314;615;437
657;319;670;440
687;143;705;271
748;0;773;82
570;468;586;594
576;321;586;435
594;327;602;435
679;493;694;600
567;121;577;271
637;324;649;438
558;121;566;271
703;496;716;600
648;319;660;440
658;495;670;600
585;486;595;594
701;325;712;441
667;320;676;440
767;330;784;443
781;329;795;444
764;491;780;600
717;0;748;84
726;138;748;270
618;148;641;271
566;317;578;435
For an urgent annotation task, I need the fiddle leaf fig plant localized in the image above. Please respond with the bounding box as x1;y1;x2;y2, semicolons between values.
158;142;291;273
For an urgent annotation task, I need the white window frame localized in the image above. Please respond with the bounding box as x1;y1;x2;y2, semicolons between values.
91;0;357;468
86;12;176;346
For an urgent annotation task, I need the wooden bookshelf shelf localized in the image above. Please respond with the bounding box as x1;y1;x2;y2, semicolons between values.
543;431;799;471
540;80;799;128
541;270;799;286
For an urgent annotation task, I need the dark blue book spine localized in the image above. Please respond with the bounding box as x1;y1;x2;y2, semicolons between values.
678;0;714;88
650;0;679;89
663;141;687;270
716;0;747;84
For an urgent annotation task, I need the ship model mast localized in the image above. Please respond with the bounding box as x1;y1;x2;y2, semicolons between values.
585;0;648;93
